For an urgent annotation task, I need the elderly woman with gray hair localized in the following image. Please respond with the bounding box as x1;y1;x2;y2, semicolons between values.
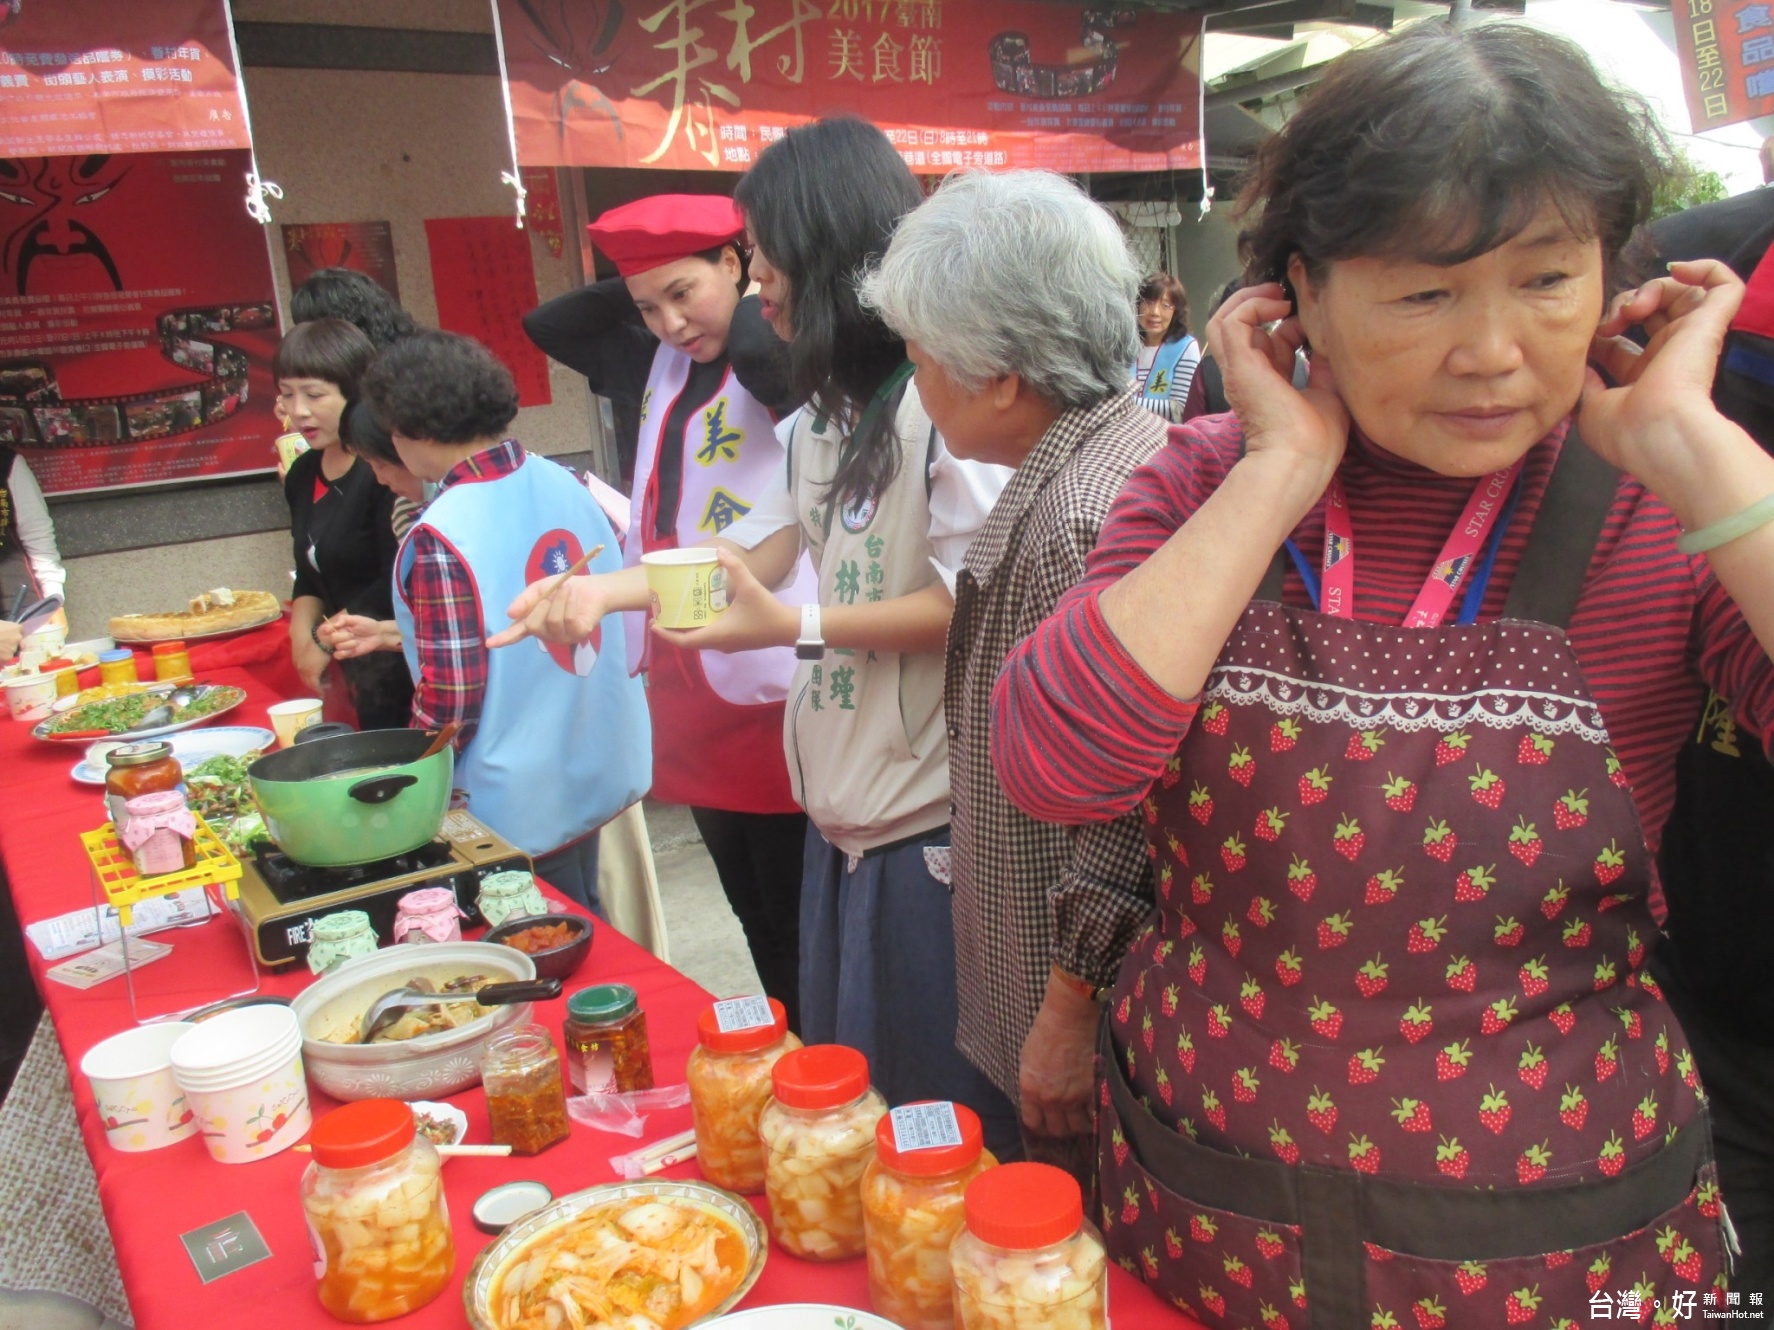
859;169;1167;1176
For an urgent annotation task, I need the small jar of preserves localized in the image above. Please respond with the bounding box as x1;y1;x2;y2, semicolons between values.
563;984;653;1096
306;910;379;976
951;1163;1108;1330
686;996;802;1194
475;870;547;927
758;1044;887;1261
862;1101;997;1330
391;887;464;944
119;790;196;876
301;1098;454;1323
105;740;182;831
483;1023;570;1155
151;641;194;683
97;648;138;686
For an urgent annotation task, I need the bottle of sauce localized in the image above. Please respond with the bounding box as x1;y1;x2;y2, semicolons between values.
301;1099;454;1322
97;648;139;686
686;996;802;1194
562;983;654;1096
104;741;183;835
482;1023;571;1155
759;1044;887;1261
862;1101;996;1330
950;1163;1109;1330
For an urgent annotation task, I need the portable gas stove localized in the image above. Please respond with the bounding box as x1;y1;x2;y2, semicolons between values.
231;809;531;969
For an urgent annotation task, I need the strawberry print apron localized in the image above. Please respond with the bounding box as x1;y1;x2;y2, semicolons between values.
1096;441;1729;1328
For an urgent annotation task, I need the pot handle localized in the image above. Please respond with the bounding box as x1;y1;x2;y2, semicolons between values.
475;978;564;1006
348;774;419;804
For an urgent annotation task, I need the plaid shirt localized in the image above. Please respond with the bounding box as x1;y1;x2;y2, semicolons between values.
405;439;525;746
947;391;1167;1099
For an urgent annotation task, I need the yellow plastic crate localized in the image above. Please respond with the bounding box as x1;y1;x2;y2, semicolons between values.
80;814;243;926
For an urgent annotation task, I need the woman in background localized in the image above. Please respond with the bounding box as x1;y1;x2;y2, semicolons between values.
1132;271;1200;422
275;318;413;728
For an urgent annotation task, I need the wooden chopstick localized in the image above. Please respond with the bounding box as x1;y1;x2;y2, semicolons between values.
543;544;604;600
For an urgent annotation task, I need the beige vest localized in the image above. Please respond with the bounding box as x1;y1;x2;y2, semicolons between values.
784;383;952;855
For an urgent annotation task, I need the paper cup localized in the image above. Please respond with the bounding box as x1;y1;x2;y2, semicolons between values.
80;1022;199;1152
5;672;59;722
171;1006;311;1163
267;698;324;748
23;623;66;657
642;549;728;630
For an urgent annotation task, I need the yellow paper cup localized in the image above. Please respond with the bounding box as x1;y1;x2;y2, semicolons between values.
642;549;729;630
267;698;323;748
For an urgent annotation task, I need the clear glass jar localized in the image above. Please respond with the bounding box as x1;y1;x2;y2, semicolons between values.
105;740;182;831
563;983;655;1095
483;1023;571;1155
862;1102;996;1330
951;1163;1108;1330
758;1043;886;1261
686;996;802;1194
300;1099;454;1323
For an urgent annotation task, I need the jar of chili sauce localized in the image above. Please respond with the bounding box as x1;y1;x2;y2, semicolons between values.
563;984;654;1096
105;741;182;834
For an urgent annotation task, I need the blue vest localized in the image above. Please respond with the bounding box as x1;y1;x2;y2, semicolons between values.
393;451;651;856
1136;335;1195;406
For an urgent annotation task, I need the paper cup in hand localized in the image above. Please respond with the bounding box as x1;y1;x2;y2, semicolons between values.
81;1021;199;1152
267;698;323;748
641;549;729;629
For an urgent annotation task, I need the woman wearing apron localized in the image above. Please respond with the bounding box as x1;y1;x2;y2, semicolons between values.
1133;271;1200;423
523;195;815;1026
497;120;1019;1152
995;23;1773;1322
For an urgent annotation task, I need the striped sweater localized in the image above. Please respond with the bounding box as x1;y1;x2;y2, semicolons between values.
992;413;1774;981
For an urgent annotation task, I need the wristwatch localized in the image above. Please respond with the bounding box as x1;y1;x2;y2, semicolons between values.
795;603;825;662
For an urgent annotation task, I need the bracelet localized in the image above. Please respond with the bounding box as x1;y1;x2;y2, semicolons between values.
1051;966;1106;1003
1676;491;1774;555
310;622;334;656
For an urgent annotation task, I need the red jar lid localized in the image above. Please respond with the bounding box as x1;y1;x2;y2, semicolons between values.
964;1162;1082;1250
151;641;189;655
874;1101;983;1177
697;996;788;1054
310;1098;416;1169
770;1044;868;1110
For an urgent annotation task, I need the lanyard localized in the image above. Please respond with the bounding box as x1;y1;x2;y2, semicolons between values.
1286;462;1523;628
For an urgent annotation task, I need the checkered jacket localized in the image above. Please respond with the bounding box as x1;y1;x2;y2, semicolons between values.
947;391;1167;1099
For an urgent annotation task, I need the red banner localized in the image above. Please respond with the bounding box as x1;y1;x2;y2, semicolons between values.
1673;0;1774;129
282;221;402;301
0;0;250;157
424;216;553;408
0;151;280;494
497;0;1201;174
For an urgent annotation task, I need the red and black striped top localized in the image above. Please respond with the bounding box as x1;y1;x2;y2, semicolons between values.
994;413;1774;974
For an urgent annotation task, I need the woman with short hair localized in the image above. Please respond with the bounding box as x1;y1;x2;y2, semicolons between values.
1132;270;1199;422
274;317;413;728
365;330;649;913
995;21;1761;1317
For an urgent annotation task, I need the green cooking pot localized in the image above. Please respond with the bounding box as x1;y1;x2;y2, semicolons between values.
247;728;454;867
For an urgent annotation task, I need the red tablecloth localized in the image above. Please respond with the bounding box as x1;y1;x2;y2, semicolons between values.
0;664;1194;1328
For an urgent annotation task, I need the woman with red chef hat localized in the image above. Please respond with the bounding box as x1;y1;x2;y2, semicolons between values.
524;195;815;1029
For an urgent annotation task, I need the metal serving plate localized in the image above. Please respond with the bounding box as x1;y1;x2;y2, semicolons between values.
462;1179;768;1330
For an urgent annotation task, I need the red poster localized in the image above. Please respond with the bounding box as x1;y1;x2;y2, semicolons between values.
0;0;250;157
496;0;1201;173
521;166;565;259
282;221;401;300
424;217;553;408
1674;0;1774;130
0;151;280;494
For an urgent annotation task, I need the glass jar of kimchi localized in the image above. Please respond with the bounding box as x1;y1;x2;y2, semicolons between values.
951;1163;1108;1330
758;1044;886;1261
686;996;802;1194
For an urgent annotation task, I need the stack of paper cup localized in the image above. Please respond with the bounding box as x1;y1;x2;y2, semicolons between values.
170;1005;310;1163
80;1021;199;1152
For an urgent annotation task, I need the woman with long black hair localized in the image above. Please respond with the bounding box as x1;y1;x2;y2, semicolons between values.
495;119;1018;1151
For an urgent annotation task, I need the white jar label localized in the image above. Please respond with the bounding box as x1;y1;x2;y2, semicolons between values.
712;995;773;1034
570;1047;617;1096
891;1101;963;1153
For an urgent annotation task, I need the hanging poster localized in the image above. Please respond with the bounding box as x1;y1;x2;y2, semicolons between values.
282;221;401;300
496;0;1201;173
521;166;565;259
0;151;280;494
1673;0;1774;131
0;0;251;157
424;216;553;407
